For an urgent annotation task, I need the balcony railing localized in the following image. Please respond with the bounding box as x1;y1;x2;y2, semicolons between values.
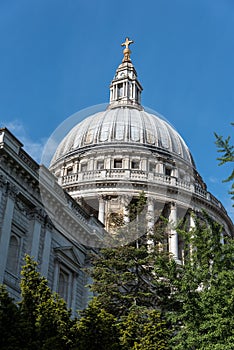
60;169;224;211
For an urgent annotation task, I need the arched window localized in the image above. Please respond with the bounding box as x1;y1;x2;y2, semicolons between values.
6;235;20;274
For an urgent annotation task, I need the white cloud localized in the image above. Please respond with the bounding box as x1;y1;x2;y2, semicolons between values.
2;120;47;163
209;176;219;184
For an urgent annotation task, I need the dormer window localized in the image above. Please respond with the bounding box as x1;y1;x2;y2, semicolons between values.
165;168;171;176
131;160;140;169
114;159;122;168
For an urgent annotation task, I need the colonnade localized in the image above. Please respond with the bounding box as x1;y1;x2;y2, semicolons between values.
96;194;197;261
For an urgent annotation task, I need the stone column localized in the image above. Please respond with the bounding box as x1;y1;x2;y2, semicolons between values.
157;162;164;174
61;164;66;176
142;158;147;171
147;197;154;247
133;83;136;99
123;81;127;97
106;157;112;170
168;202;178;260
124;156;130;169
98;195;105;224
122;195;130;223
189;213;195;231
173;167;178;178
147;197;154;233
220;231;225;245
89;158;94;171
0;185;16;283
189;211;196;260
40;223;52;278
74;160;79;173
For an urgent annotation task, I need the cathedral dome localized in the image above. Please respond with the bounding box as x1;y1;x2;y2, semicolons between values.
51;37;195;169
51;107;194;167
49;37;233;243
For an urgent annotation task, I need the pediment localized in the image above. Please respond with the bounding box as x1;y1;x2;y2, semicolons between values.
54;246;83;268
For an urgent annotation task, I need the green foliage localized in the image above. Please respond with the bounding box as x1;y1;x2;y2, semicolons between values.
90;193;175;319
0;285;21;350
74;297;120;350
18;255;75;350
170;212;234;349
127;191;147;222
87;193;173;348
90;242;157;317
119;305;169;350
214;123;234;204
0;256;77;349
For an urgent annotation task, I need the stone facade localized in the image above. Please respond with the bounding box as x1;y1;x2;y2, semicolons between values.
0;128;104;315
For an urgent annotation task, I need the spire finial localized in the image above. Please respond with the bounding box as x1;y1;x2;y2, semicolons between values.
121;37;134;62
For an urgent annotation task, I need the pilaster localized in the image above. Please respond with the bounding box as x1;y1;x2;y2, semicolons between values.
0;184;17;283
28;208;44;261
40;221;52;278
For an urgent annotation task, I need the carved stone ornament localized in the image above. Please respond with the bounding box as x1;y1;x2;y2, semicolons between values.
6;183;18;199
0;174;7;188
28;207;46;222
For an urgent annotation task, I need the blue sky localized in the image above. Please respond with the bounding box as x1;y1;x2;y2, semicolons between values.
0;0;233;220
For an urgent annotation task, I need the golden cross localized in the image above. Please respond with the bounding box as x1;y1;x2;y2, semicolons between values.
121;37;134;50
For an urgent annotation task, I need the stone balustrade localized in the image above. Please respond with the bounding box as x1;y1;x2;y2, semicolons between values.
61;170;224;211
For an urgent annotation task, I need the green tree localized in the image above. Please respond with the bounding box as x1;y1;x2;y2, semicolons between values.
19;255;75;350
90;242;156;317
90;193;176;318
119;305;169;350
0;285;21;350
74;297;120;350
215;123;234;204
170;212;234;349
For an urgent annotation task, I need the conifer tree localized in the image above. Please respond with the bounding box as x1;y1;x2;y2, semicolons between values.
74;297;120;350
0;285;21;350
19;255;75;350
89;242;156;317
90;195;178;318
119;305;169;350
